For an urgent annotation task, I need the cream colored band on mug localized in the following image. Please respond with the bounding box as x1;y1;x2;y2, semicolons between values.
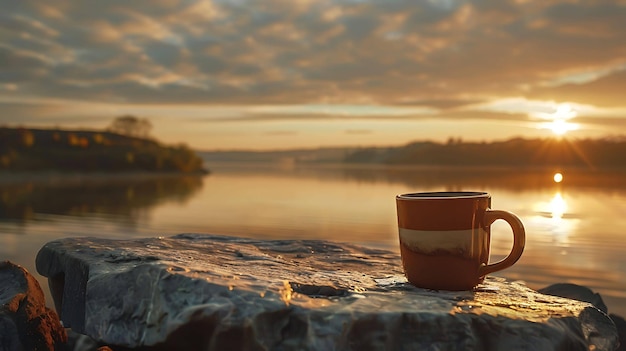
398;227;486;253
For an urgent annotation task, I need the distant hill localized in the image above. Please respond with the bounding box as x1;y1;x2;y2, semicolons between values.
198;137;626;170
343;137;626;169
0;127;207;173
198;147;358;164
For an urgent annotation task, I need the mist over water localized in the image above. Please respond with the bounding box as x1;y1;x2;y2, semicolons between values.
1;164;625;316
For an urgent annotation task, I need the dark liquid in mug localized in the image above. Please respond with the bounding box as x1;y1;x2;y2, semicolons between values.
400;243;484;291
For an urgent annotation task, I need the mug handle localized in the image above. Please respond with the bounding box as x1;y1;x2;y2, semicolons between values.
478;210;526;277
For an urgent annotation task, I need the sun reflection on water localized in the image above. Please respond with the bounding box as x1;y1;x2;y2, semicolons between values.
531;190;579;247
549;192;567;221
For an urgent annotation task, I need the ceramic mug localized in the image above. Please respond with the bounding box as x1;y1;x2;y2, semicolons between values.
396;191;525;291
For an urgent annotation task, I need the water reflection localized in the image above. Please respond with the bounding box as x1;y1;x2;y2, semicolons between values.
0;175;204;223
2;165;626;317
531;191;579;247
549;193;567;221
223;164;626;193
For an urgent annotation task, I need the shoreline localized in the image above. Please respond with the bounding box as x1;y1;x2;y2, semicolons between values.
0;170;209;185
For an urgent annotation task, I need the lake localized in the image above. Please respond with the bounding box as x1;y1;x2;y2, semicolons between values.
1;163;625;317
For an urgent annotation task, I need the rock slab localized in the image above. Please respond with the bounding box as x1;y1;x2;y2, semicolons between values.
36;234;619;351
0;261;66;351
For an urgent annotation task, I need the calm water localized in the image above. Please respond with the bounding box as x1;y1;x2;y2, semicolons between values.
1;164;625;317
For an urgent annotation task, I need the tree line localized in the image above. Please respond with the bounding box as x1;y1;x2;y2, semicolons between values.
0;118;207;173
344;137;626;169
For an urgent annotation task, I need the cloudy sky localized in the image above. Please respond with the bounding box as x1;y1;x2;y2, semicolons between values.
1;0;625;150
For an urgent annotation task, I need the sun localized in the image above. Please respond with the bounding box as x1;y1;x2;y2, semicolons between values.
539;103;579;136
553;172;563;183
546;119;577;136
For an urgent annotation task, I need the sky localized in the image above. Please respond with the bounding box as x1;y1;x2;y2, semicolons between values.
1;0;626;150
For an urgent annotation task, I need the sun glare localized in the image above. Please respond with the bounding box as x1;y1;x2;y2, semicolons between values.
547;119;576;135
554;104;577;119
553;172;563;183
549;192;567;221
538;103;579;136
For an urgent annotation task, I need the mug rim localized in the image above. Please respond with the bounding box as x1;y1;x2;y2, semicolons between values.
397;191;489;200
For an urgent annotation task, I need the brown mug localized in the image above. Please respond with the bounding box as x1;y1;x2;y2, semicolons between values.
396;191;525;291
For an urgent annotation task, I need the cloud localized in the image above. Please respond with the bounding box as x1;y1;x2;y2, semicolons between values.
528;70;626;107
0;13;59;37
577;116;626;129
0;45;51;82
0;0;625;113
344;129;372;134
0;100;113;126
265;130;299;136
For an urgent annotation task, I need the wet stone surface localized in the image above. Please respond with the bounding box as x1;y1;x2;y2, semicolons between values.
36;234;619;350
